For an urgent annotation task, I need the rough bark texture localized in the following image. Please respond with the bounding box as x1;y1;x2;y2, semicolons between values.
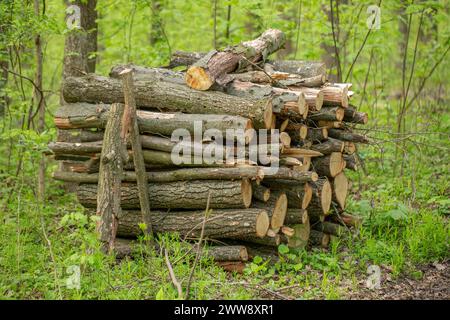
55;102;253;136
313;221;346;236
311;152;344;177
185;29;285;90
310;138;345;155
96;103;127;252
284;208;309;225
62;0;97;79
62;75;269;128
53;166;263;183
262;167;318;182
117;208;269;239
332;171;348;210
77;180;252;210
252;183;270;202
307;106;344;122
343;154;359;171
262;181;312;210
266;60;326;78
328;129;369;143
208;245;249;262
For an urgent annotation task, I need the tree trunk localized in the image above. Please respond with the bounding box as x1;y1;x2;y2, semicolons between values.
62;75;269;128
96;103;127;252
311;152;344;177
116;208;269;239
185;29;285;90
77;179;252;210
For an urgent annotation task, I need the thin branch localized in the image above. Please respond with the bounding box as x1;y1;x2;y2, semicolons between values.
330;0;342;81
164;248;183;299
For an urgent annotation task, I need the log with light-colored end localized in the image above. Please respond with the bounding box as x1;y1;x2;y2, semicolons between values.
311;152;344;177
332;171;348;210
252;182;271;202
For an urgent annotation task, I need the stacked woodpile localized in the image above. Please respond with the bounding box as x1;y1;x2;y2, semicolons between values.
49;29;366;268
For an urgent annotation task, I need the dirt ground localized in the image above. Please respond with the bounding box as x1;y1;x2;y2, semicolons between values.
346;260;449;300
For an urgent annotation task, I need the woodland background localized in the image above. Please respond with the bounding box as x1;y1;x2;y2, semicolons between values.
0;0;448;299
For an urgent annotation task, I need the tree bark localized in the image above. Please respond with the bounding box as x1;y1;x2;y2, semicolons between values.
310;138;345;155
308;106;344;122
311;152;344;177
62;75;269;128
252;183;270;202
54;102;254;138
265;60;327;78
185;29;285;90
116;208;269;239
77;179;252;210
262;181;312;210
284;208;309;225
96;103;127;252
327;129;369;143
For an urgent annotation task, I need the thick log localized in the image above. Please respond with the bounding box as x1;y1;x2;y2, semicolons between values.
117;208;269;239
53;166;264;183
311;152;344;177
282;147;323;158
262;181;312;210
328;129;369;143
309;178;332;216
77;179;252;210
310;138;345;155
62;76;269;128
306;127;328;142
252;191;287;229
320;85;349;107
332;172;348;210
284;208;309;225
185;29;285;90
208;245;249;262
96;103;127;252
57;129;104;143
252;183;270;202
262;167;318;182
312;221;347;236
308;106;345;122
54;102;254;138
343;154;359;171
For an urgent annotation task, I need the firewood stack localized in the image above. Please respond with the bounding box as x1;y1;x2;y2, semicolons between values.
49;29;366;267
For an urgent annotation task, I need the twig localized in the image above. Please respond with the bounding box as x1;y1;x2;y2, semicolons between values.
164;248;183;299
185;191;211;299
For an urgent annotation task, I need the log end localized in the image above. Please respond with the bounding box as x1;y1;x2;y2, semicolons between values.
316;90;324;111
302;183;313;209
185;66;213;90
241;178;253;208
271;192;288;229
333;172;348;210
321;179;332;215
255;210;270;238
330;152;344;177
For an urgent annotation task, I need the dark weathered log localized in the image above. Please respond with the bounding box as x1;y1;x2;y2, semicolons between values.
309;230;330;248
53;166;264;183
309;178;332;216
343;154;359;171
306;127;328;142
117;208;269;239
308;106;345;122
343;141;356;155
317;120;344;129
285;123;308;141
343;107;368;124
312;221;347;236
332;171;348;210
328;129;369;143
311;152;344;177
77;179;252;210
54;102;254;138
237;235;281;247
62;75;269;128
185;29;285;90
96;103;127;253
252;183;270;202
168;51;206;68
310;138;345;155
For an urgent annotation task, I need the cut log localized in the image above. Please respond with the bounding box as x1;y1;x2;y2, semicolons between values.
57;129;104;143
332;172;348;210
237;234;281;247
285;123;308;140
306;127;328;142
281;226;295;237
343;107;368;124
309;230;330;248
117;208;269;239
320;85;349;107
53;166;264;184
77;179;252;210
62;76;269;128
317;121;344;129
252;183;271;202
96;103;127;253
330;212;363;227
282;220;310;250
262;167;318;182
263;181;312;210
282;147;323;158
310;138;345;155
217;261;246;273
311;152;344;177
313;221;347;236
208;245;249;262
185;29;285;90
343;154;359;171
308;106;345;122
284;208;309;225
252;191;287;229
343;142;356;155
328;129;369;143
309;178;332;216
54;103;254;139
